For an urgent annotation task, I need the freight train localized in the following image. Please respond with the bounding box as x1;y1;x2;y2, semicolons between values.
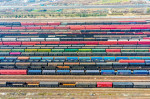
0;69;149;75
0;81;150;88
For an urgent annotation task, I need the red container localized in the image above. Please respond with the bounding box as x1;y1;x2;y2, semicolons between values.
131;26;147;29
48;22;61;25
100;25;117;29
12;27;26;30
41;26;55;29
106;49;121;52
0;42;2;45
143;37;150;39
25;27;41;30
99;41;117;45
79;41;99;45
3;42;21;45
85;25;100;29
60;41;79;45
97;82;112;88
22;42;40;45
0;27;11;30
134;32;143;35
21;22;34;25
55;26;69;30
118;41;137;45
0;70;27;75
138;41;150;45
119;60;145;63
116;25;131;29
68;25;85;30
34;23;48;25
41;41;59;45
143;32;150;35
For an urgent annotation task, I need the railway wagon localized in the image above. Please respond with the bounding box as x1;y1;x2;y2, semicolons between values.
40;82;58;87
1;81;150;88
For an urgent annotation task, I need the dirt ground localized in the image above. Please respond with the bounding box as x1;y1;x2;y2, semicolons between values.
0;88;150;99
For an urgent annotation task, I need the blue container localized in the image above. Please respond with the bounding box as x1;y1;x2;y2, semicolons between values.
6;57;17;60
0;57;5;60
55;57;66;60
145;60;150;63
79;57;90;60
142;57;150;60
116;57;129;61
91;57;102;61
101;70;115;75
129;63;145;66
70;70;84;75
104;57;115;61
42;57;53;60
56;70;70;74
67;57;78;60
133;70;148;75
30;57;41;60
117;70;131;75
141;29;150;32
130;22;137;24
86;70;99;75
129;57;141;60
28;70;42;75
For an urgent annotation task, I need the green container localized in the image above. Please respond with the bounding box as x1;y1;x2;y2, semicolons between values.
65;49;78;52
52;49;64;52
135;49;149;52
79;49;92;52
25;49;38;52
12;49;24;52
38;49;51;52
121;49;135;52
0;49;11;52
92;49;105;52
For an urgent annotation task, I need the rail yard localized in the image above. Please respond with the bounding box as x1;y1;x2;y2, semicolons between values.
0;0;150;98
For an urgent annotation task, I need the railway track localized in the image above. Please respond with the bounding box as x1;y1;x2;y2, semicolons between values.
0;17;149;22
0;75;150;82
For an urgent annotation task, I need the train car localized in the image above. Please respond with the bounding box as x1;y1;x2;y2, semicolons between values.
28;70;42;75
56;70;70;75
0;70;27;75
101;70;115;75
70;70;85;75
85;70;99;75
116;70;131;75
113;82;133;88
133;82;150;88
133;70;148;75
97;82;113;88
42;70;56;75
59;82;76;88
6;82;26;87
76;82;96;88
26;82;39;87
39;82;58;87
